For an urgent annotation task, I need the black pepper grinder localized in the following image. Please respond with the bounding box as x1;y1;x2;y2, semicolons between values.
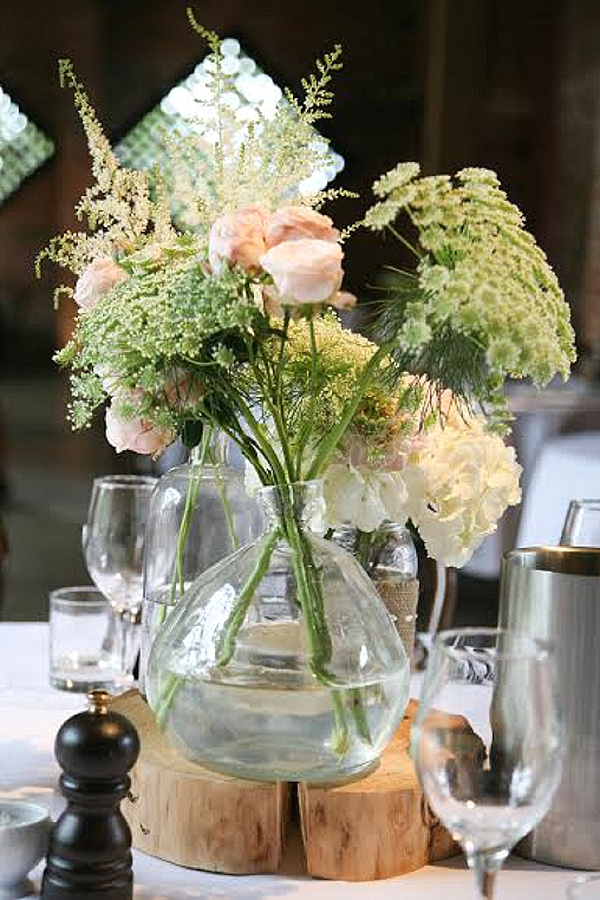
41;690;140;900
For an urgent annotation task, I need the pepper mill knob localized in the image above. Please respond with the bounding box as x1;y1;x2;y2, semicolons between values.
41;691;140;900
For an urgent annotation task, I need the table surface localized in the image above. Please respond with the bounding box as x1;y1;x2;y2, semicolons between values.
0;623;581;900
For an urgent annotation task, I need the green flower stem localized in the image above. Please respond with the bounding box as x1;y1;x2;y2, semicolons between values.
155;528;280;727
216;528;281;667
306;341;394;479
169;430;211;604
155;670;182;728
350;687;373;745
207;444;239;550
285;519;332;677
294;317;320;478
354;528;376;573
331;690;351;757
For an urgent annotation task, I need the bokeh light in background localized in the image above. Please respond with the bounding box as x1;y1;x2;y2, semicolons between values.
115;38;345;203
0;85;54;205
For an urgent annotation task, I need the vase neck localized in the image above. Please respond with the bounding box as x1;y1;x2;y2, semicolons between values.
258;481;324;531
189;430;230;466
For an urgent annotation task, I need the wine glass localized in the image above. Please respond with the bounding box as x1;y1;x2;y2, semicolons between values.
412;627;563;900
561;500;600;547
83;475;157;681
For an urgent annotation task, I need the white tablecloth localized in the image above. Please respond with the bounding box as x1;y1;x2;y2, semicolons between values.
0;623;580;899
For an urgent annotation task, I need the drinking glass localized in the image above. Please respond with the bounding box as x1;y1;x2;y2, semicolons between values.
412;627;563;900
561;500;600;547
82;475;156;680
568;875;600;899
49;586;125;691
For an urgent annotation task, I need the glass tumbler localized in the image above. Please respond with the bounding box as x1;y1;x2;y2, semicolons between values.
561;500;600;547
49;586;126;692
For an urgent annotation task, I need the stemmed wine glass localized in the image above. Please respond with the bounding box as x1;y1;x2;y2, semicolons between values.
561;500;600;547
412;627;563;900
82;475;157;682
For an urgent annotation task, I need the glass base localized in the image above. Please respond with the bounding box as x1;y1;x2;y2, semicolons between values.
157;667;408;784
191;748;380;785
50;672;133;693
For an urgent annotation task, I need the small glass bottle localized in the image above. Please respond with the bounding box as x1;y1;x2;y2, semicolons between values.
333;522;419;661
140;441;262;688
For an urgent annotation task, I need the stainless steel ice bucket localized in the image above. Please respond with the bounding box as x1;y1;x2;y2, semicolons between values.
499;546;600;869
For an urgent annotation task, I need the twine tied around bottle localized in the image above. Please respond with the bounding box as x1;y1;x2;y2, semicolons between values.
373;578;419;662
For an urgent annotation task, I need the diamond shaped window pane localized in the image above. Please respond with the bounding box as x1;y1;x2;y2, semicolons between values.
115;38;344;204
0;86;54;204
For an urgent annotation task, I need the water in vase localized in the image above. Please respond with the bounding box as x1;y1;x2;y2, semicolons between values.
150;620;409;783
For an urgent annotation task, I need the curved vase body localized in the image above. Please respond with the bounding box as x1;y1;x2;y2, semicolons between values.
147;482;410;784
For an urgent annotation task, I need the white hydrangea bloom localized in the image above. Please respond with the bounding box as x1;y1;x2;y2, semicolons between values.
404;417;522;567
322;407;521;569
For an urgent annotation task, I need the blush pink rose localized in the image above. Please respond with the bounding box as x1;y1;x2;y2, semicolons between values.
74;258;127;310
260;239;344;305
105;403;174;457
266;206;340;247
208;205;268;273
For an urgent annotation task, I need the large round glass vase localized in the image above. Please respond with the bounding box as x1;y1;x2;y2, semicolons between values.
141;462;263;682
147;481;410;784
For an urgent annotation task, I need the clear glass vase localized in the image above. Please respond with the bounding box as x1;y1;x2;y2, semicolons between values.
334;522;419;661
146;481;410;784
140;456;263;686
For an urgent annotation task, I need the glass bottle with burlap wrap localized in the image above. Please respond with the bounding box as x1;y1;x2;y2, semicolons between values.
333;523;419;661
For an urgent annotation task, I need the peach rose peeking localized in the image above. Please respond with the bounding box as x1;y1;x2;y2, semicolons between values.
330;291;357;311
260;239;344;305
266;206;340;247
208;205;268;273
105;402;174;457
74;258;128;310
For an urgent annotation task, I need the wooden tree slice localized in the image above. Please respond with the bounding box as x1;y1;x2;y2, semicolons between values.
111;691;290;874
110;692;462;881
298;699;459;881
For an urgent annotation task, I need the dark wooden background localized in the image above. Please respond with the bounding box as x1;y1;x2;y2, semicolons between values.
1;0;599;369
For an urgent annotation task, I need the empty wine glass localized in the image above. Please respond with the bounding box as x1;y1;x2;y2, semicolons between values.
412;627;563;900
561;500;600;547
83;475;156;681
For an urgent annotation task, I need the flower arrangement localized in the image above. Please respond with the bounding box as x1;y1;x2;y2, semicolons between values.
38;15;574;679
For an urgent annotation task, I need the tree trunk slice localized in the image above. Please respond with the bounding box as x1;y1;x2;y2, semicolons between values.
298;699;460;880
111;691;291;874
111;692;463;881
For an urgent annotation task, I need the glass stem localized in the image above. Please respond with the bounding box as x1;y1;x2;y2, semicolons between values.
116;609;139;678
471;851;503;900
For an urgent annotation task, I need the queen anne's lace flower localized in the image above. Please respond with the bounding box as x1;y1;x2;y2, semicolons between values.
366;162;576;406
